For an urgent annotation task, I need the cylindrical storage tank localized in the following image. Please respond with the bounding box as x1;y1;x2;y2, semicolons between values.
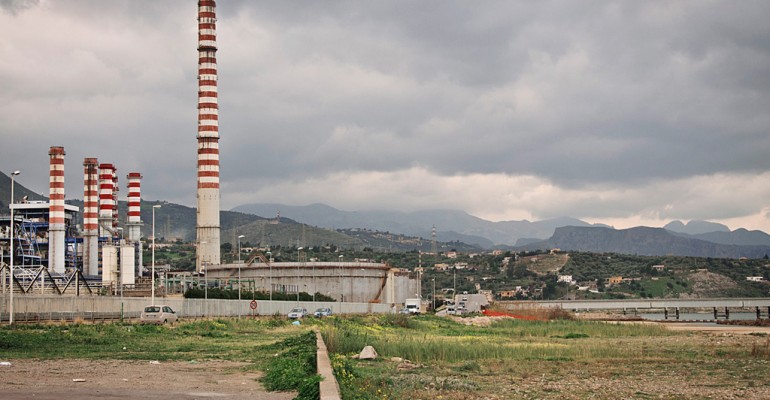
101;245;118;286
120;244;136;285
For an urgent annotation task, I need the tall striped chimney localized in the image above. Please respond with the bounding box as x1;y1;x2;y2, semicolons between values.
83;158;100;276
111;168;119;232
48;146;66;274
126;173;142;243
125;172;143;280
196;0;221;272
98;163;116;238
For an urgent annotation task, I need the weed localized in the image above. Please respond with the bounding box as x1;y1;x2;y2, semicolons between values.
559;333;590;339
750;339;770;358
261;331;320;400
454;361;481;372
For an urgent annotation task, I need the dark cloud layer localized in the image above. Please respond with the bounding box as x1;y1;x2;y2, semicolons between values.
1;1;769;231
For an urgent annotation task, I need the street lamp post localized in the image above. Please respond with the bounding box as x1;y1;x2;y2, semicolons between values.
267;251;272;301
453;267;457;304
9;170;20;325
237;234;244;302
297;247;302;302
432;278;436;312
151;205;161;305
339;254;343;303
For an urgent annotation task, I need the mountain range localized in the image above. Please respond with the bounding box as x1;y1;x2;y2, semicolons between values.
516;226;770;259
3;171;770;259
232;202;612;247
232;202;770;249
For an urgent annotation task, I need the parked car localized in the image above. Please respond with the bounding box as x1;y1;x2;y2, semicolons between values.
314;307;333;317
140;305;178;325
287;307;308;319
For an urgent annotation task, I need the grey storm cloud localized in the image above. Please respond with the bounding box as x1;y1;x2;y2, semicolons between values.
1;0;769;231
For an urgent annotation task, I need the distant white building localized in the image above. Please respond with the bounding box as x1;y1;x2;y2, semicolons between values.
747;276;764;282
558;275;575;285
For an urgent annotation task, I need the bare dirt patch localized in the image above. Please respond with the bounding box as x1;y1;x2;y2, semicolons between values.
0;359;296;400
687;270;739;297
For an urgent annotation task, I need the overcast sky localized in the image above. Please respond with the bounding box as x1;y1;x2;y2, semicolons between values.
2;0;769;232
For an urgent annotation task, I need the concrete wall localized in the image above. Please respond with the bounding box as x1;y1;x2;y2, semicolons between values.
0;294;393;321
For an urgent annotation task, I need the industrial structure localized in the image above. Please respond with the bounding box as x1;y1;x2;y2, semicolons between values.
168;259;421;305
82;158;99;277
1;147;146;296
1;0;419;309
195;0;221;272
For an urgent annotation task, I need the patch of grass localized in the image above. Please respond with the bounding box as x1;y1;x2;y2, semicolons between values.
556;333;590;339
319;314;770;398
261;331;320;400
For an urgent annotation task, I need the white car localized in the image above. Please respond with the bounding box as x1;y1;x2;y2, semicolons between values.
140;305;178;325
287;307;308;319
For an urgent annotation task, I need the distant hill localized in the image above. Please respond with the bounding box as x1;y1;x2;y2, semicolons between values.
232;202;606;247
519;226;770;259
0;171;48;209
664;220;730;234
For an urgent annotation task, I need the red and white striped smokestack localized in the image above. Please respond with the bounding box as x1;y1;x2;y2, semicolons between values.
83;158;100;276
48;146;66;274
126;172;142;243
112;168;119;231
98;163;116;237
196;0;221;271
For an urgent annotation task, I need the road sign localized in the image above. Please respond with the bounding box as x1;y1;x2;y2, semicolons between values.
250;300;258;310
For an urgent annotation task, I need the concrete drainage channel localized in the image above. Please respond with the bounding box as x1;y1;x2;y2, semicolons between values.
315;330;341;400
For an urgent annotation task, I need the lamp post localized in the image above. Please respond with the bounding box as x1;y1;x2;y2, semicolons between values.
453;266;457;304
297;247;302;302
151;205;161;305
267;251;272;301
237;234;244;302
339;254;343;302
9;170;20;325
432;278;436;312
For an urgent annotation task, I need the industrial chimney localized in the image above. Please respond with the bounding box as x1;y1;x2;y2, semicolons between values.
126;172;143;279
111;168;119;232
48;146;66;274
196;0;221;272
98;163;116;237
82;158;99;276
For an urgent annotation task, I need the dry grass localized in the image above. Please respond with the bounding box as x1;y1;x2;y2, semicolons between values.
323;315;770;399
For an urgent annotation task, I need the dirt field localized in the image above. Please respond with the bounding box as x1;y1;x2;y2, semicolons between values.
0;359;296;400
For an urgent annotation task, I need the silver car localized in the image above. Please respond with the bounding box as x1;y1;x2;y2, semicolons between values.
140;305;178;325
314;307;333;317
287;307;307;319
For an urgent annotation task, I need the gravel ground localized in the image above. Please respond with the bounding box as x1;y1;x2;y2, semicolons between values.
0;359;296;400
